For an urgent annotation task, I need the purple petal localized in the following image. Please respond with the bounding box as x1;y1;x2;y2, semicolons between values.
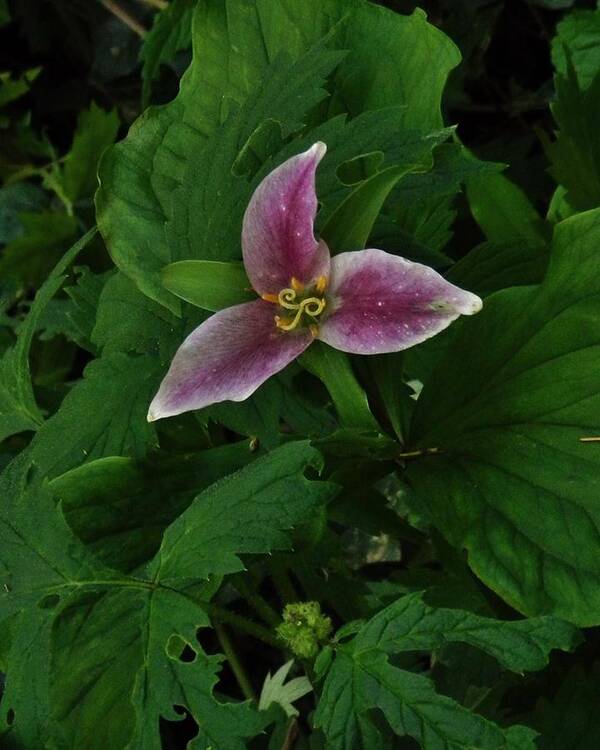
242;142;330;296
318;249;482;355
148;301;313;420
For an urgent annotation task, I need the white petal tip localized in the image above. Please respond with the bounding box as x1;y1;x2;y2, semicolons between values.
466;294;483;315
311;141;327;159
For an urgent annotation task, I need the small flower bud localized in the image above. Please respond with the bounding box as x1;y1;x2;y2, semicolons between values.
277;601;332;659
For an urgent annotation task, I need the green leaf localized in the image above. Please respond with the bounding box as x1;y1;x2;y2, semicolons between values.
407;209;600;625
448;240;549;298
148;441;336;586
61;102;120;204
0;67;40;108
0;211;77;290
380;143;501;258
51;442;256;572
140;0;194;106
0;457;118;746
161;260;253;311
22;270;182;478
321;164;411;251
0;227;96;443
92;270;185;361
299;342;380;432
37;267;110;353
2;442;335;747
465;170;548;246
25;351;161;478
315;592;576;750
552;8;600;90
545;56;600;212
330;6;460;130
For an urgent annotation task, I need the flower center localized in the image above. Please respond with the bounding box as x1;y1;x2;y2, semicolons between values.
263;276;327;333
275;288;326;331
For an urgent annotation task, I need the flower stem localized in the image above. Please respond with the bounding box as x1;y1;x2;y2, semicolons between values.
214;623;257;702
205;602;280;649
232;575;282;628
271;565;299;604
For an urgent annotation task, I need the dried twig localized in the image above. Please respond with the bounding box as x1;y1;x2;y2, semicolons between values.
99;0;147;38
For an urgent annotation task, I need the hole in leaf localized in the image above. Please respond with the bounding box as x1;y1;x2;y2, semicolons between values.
38;594;60;610
160;706;198;748
6;708;15;726
166;634;196;663
336;152;383;185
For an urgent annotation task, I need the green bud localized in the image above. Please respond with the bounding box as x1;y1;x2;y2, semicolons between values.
277;601;332;659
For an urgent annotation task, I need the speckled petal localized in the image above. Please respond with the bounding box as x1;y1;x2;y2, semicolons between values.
242;142;330;296
318;249;482;355
148;301;313;420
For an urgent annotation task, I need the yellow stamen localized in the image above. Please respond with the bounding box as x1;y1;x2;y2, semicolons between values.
316;275;328;294
291;276;304;293
309;324;319;337
262;293;279;304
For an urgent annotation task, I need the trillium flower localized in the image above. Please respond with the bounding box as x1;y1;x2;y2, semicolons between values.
148;143;482;422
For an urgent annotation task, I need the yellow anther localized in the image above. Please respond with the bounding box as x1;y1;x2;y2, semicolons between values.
262;293;279;304
316;275;328;294
291;276;304;293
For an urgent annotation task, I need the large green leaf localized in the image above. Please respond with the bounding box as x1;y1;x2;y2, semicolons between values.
406;209;600;625
51;442;256;572
314;592;577;750
1;442;335;748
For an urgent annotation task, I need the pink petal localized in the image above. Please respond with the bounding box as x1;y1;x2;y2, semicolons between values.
318;249;482;355
242;142;330;296
147;301;313;420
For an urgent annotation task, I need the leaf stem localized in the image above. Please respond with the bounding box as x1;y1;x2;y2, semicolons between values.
205;603;280;649
214;622;257;702
99;0;147;37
